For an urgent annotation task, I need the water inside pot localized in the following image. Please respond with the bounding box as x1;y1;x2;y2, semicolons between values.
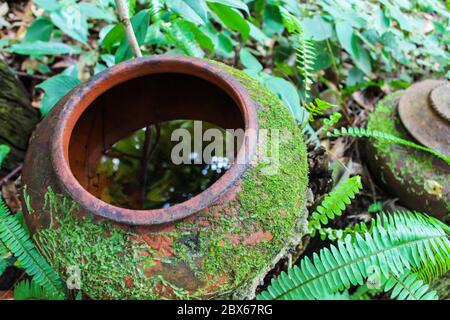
90;120;235;210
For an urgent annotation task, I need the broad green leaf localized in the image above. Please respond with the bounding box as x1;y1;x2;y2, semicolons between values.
37;74;81;116
264;77;306;124
263;5;284;37
24;17;54;42
182;21;214;52
303;15;333;41
335;21;354;56
50;6;88;44
239;48;262;72
32;0;60;11
9;41;81;56
216;33;234;58
115;9;150;63
165;0;206;25
102;23;125;52
335;21;371;75
79;3;116;22
249;22;268;44
165;20;204;57
206;0;249;14
208;2;250;41
183;0;209;23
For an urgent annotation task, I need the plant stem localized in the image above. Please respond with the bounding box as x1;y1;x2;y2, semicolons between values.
114;0;142;58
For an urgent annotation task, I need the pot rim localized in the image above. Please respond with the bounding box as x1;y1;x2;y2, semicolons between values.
51;55;258;225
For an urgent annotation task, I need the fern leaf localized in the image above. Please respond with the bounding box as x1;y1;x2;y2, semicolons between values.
279;7;316;101
328;127;450;165
258;211;450;300
385;272;438;300
309;176;363;236
321;112;342;133
14;279;64;300
0;199;65;295
306;98;335;121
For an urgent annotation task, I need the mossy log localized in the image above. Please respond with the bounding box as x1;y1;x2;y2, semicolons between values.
0;59;40;174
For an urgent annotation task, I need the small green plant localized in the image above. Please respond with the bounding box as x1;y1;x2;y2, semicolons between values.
0;144;66;300
309;176;363;239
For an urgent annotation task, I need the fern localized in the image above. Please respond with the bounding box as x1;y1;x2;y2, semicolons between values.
258;210;450;300
14;279;64;300
306;98;335;121
309;176;363;237
279;7;315;102
385;272;438;300
328;127;450;165
320;112;342;133
0;198;65;295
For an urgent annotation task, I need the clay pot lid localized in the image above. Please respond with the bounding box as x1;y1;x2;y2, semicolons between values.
430;83;450;122
398;80;450;158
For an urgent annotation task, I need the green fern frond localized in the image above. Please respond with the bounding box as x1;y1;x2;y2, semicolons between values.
279;7;316;101
321;112;342;133
327;127;450;165
306;98;335;121
0;198;65;295
14;279;64;300
414;249;450;283
309;176;363;236
385;272;438;300
258;211;450;300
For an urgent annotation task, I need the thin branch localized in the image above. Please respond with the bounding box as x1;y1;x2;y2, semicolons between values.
0;164;22;187
114;0;142;58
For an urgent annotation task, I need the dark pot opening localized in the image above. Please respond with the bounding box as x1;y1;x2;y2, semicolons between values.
51;56;258;225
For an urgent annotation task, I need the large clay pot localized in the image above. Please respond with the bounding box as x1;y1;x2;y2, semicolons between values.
22;56;309;299
366;81;449;219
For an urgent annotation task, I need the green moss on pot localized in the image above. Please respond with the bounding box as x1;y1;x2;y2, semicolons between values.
33;61;309;299
171;63;309;298
366;92;449;216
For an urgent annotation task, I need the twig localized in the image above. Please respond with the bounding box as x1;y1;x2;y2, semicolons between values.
114;0;142;58
0;164;22;187
13;71;49;80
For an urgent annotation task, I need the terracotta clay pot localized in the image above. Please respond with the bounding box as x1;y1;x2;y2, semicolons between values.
366;82;449;219
22;56;309;299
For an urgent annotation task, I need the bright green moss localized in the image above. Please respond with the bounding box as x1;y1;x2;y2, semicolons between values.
36;188;159;300
367;92;449;206
171;63;309;297
367;91;449;190
34;61;309;300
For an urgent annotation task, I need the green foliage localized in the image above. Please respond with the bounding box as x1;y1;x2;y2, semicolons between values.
320;112;341;133
36;74;81;116
306;98;335;122
0;145;10;167
0;198;65;297
14;279;65;300
309;175;363;238
385;272;438;300
258;211;449;300
279;7;316;102
328;127;450;165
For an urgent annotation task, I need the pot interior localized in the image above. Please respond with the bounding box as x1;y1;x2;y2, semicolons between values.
68;73;245;210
